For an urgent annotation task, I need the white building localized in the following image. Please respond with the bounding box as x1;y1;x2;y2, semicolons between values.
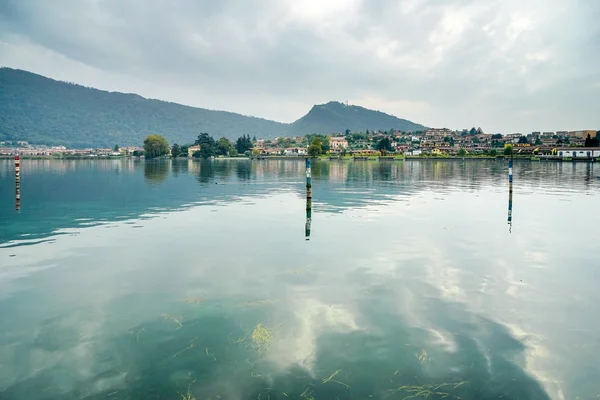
283;147;307;156
556;148;600;158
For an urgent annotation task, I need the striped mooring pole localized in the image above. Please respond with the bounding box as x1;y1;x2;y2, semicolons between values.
305;158;312;240
15;155;21;211
507;155;513;232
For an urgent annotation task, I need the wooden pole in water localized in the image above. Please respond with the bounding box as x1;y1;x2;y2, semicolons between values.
15;155;21;211
305;158;312;240
507;155;513;232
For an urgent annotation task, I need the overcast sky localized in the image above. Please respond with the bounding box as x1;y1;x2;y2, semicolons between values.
1;0;599;133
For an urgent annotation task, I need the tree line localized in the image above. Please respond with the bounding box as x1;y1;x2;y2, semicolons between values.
143;133;255;159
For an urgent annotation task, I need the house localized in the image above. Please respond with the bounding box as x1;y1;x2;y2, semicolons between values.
555;148;600;158
330;137;349;150
408;149;422;156
188;144;201;157
283;147;307;156
95;148;113;156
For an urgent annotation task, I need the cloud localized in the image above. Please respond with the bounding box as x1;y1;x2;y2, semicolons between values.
1;0;599;132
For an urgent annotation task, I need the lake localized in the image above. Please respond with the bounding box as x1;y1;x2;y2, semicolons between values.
0;158;599;400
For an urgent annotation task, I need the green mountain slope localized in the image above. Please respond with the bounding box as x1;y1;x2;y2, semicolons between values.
0;68;286;148
289;101;426;134
0;68;428;148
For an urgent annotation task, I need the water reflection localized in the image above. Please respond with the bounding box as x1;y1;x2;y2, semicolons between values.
0;159;599;399
1;159;599;245
143;159;170;184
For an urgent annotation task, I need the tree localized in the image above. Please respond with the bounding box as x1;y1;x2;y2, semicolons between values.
473;136;480;144
564;137;570;145
195;133;216;158
489;149;498;157
585;134;592;147
592;137;600;147
322;136;331;153
171;143;181;158
458;148;467;157
375;137;393;153
143;134;169;159
180;144;189;157
345;129;350;136
492;134;503;139
133;150;144;157
518;136;529;144
534;137;542;145
308;137;323;157
596;131;600;139
469;127;477;135
556;138;564;145
443;136;455;146
236;135;253;154
216;137;233;156
504;144;514;156
114;144;119;152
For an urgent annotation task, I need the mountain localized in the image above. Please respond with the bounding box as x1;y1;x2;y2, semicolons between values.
0;68;428;148
0;68;286;148
289;101;426;135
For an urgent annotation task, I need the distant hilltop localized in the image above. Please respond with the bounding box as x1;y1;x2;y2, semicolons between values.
0;68;427;148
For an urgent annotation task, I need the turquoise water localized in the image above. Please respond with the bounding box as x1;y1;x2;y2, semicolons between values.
0;159;599;400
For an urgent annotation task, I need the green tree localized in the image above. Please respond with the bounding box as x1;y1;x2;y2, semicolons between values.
458;148;467;157
236;135;253;153
534;137;542;145
469;127;477;135
375;137;393;153
504;144;514;156
491;134;503;139
322;136;331;153
518;136;529;144
596;131;600;139
216;137;233;156
114;144;119;152
180;144;189;157
308;137;323;157
143;134;169;159
171;143;181;158
345;129;350;136
473;136;480;144
584;134;592;147
489;149;498;157
195;133;216;158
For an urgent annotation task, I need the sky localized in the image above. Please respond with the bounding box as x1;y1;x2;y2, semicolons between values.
0;0;599;133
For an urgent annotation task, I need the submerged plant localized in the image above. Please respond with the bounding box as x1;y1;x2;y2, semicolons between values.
251;323;274;354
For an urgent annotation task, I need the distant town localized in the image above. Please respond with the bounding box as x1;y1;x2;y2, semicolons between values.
2;127;599;159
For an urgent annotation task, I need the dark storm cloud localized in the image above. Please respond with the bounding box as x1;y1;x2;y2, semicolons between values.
1;0;599;131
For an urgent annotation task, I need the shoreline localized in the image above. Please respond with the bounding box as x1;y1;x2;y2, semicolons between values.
1;155;597;162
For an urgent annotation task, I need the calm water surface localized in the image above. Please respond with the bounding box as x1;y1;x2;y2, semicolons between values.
0;159;599;400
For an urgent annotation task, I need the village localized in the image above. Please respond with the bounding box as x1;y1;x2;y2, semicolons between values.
1;127;599;159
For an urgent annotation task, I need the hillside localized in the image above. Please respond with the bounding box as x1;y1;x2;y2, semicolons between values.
289;101;426;135
0;68;286;148
0;68;428;148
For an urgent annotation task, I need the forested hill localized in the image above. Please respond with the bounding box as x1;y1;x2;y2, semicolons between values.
0;68;286;148
0;68;428;148
289;101;427;135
